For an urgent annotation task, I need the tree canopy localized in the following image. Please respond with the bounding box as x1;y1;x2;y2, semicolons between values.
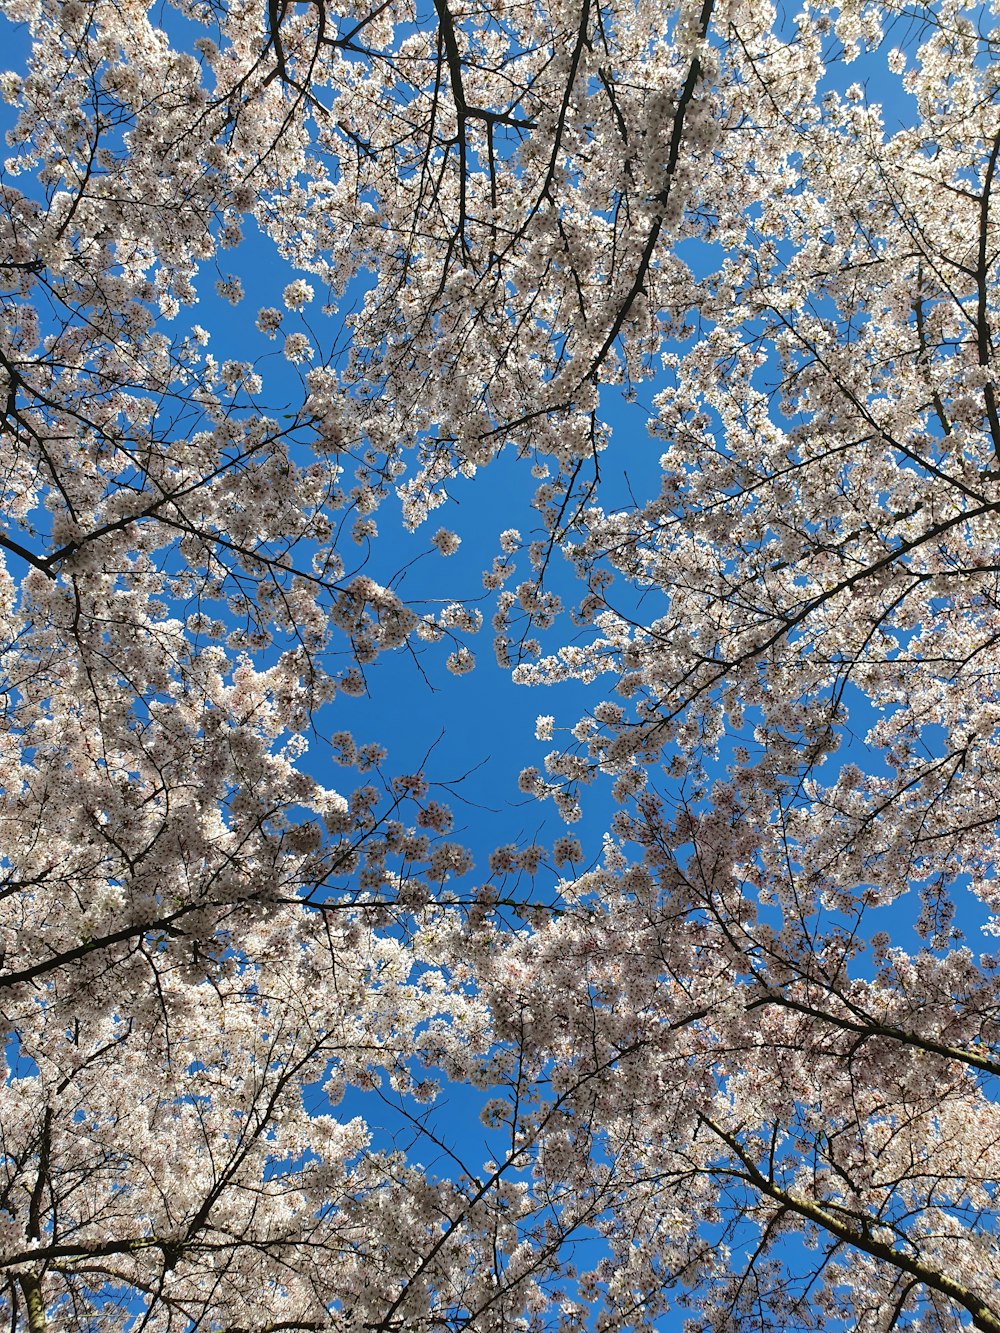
1;0;999;1329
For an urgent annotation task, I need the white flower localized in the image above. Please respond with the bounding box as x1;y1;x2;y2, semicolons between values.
535;714;554;741
0;72;22;104
283;279;315;310
256;307;283;338
446;647;475;675
215;275;244;305
552;835;581;865
431;527;461;556
283;332;314;363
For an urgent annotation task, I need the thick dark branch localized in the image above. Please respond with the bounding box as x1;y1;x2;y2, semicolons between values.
26;1109;51;1242
0;903;211;991
0;533;55;579
16;1275;46;1333
535;0;593;208
975;130;1000;461
0;257;43;274
748;990;1000;1078
702;1114;1000;1333
429;11;536;130
582;0;714;382
266;0;289;82
2;1236;194;1271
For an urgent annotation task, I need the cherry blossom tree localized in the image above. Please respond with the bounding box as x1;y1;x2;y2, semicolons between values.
1;0;999;1329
